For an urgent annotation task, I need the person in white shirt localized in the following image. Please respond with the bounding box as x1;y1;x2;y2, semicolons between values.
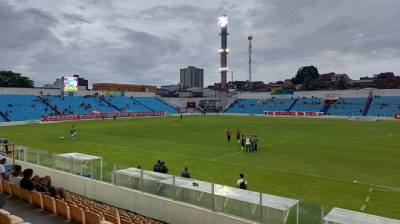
0;154;10;180
236;173;248;190
9;165;23;186
245;136;251;153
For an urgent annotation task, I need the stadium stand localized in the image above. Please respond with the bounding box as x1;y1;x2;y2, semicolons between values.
0;95;47;121
367;96;400;117
46;96;117;114
1;181;163;224
103;97;152;112
290;98;324;112
225;98;294;114
0;95;179;122
326;97;367;116
133;97;179;114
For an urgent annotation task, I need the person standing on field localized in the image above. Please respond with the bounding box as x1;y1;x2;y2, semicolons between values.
245;136;251;153
227;129;232;143
251;135;255;152
254;135;258;152
236;129;241;144
241;135;245;151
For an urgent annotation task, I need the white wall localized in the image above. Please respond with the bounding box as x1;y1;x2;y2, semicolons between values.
17;162;256;224
160;97;222;112
236;89;400;99
0;87;61;95
125;92;155;97
0;87;155;98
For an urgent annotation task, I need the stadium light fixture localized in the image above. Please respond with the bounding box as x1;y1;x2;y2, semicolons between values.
218;16;228;27
219;67;229;72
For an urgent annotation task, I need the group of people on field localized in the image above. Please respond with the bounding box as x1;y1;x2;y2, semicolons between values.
226;129;258;153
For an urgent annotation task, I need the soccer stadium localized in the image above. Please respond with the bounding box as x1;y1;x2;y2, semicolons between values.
1;1;400;224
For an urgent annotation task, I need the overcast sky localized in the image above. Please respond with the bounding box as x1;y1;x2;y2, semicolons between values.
1;0;399;88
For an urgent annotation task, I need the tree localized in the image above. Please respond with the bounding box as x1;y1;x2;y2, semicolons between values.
302;76;314;90
207;85;215;90
291;66;320;84
311;78;327;90
0;71;34;88
334;78;347;90
372;79;383;89
276;81;285;84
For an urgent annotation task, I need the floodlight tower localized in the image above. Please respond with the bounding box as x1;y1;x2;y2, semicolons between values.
248;36;253;91
218;15;229;107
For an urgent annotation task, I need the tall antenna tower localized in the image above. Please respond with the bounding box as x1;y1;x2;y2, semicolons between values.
248;36;253;91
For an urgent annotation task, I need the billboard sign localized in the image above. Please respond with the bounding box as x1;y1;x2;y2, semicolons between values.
41;111;166;122
394;113;400;119
263;111;323;117
63;76;78;92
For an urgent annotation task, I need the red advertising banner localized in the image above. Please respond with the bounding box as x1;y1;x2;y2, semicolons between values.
90;109;102;115
263;111;324;117
394;113;400;119
41;111;166;122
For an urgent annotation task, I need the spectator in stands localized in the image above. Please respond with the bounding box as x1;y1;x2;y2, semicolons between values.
5;111;8;116
40;91;43;95
31;104;35;107
158;161;169;174
20;169;67;199
0;154;11;180
9;165;22;186
236;174;248;190
9;111;12;117
181;167;190;178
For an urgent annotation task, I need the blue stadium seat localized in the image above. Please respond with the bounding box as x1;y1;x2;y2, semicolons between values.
0;95;47;121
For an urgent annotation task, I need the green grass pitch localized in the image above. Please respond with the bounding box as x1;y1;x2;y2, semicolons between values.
1;116;400;222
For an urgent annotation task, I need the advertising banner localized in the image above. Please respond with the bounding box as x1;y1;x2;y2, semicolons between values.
25;120;41;124
395;113;400;119
41;111;166;122
263;111;324;117
90;109;102;115
348;116;378;121
271;89;294;95
63;76;78;92
105;91;122;97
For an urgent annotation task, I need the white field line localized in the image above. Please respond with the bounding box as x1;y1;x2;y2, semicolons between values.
6;131;400;191
366;197;369;202
211;151;242;160
360;205;366;211
258;123;353;149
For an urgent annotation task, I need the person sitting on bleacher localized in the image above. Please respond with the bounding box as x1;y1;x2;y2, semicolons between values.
20;169;67;199
9;165;22;186
0;154;11;180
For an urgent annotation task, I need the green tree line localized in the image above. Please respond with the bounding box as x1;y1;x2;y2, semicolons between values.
0;71;34;88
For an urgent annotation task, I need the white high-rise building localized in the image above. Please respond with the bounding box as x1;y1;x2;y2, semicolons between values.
180;66;204;89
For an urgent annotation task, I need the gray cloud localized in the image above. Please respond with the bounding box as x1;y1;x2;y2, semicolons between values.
62;13;92;24
0;0;399;88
